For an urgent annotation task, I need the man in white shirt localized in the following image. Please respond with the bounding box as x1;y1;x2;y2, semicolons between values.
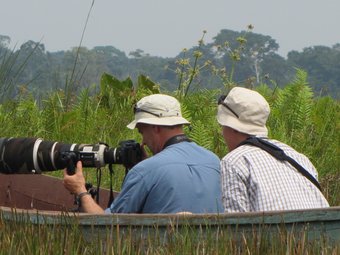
217;87;329;212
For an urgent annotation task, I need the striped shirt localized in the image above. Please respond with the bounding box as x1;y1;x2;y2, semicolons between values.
221;139;329;212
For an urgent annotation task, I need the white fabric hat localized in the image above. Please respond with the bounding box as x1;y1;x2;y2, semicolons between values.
127;94;190;129
217;87;270;136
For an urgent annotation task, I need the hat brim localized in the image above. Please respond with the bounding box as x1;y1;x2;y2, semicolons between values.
127;116;190;129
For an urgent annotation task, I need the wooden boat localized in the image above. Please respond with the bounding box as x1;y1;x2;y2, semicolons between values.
1;174;340;244
0;173;113;211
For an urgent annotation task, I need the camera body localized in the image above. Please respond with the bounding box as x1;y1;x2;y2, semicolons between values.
111;140;145;169
0;137;143;174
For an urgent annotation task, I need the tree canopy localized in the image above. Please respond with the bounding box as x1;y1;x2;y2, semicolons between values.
0;29;339;101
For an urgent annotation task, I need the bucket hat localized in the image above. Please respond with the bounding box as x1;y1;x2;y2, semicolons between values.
217;87;270;136
127;94;190;129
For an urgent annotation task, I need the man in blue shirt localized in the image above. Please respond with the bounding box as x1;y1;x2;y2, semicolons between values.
63;94;223;213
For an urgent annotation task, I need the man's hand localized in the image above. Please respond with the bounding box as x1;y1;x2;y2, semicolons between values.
63;161;87;195
63;161;105;213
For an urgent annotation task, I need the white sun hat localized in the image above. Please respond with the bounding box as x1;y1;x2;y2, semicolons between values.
217;87;270;136
127;94;190;129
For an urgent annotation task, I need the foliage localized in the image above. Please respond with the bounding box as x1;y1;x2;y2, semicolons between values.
171;31;211;98
0;71;338;204
1;28;339;100
180;89;227;156
269;69;314;142
288;45;340;97
267;69;340;178
0;26;339;205
1;213;339;254
0;43;37;103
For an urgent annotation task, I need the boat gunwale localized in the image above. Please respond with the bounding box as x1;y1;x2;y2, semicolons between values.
1;205;340;227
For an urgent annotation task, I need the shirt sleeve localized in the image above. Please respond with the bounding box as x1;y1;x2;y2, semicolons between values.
106;168;148;213
221;159;250;212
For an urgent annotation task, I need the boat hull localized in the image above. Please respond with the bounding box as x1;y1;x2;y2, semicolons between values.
1;174;340;244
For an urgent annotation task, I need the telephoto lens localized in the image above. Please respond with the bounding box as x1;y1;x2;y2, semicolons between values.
0;137;143;174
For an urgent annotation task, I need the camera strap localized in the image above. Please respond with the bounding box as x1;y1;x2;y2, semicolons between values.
238;136;322;191
162;134;191;150
107;163;115;208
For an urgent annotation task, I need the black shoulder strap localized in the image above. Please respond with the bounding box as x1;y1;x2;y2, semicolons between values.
162;134;191;150
239;137;322;191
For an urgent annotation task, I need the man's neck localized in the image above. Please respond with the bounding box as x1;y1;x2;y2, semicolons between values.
158;127;185;151
162;134;190;150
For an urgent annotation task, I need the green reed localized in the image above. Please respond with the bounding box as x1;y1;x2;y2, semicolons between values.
1;212;339;255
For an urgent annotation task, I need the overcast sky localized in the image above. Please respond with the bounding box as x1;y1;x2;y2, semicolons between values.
1;0;339;58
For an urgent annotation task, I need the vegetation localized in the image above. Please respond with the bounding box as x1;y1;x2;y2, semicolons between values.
0;70;338;205
1;28;340;101
0;27;339;253
1;211;339;254
0;27;339;201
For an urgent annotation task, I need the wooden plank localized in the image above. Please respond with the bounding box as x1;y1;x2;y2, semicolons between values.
0;174;113;210
1;206;340;243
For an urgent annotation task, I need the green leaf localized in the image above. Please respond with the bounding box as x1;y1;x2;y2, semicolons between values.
137;74;160;93
100;72;133;92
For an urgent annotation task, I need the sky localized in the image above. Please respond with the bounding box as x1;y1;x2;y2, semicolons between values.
1;0;339;58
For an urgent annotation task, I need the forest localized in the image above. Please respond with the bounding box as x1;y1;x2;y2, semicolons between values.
1;27;340;102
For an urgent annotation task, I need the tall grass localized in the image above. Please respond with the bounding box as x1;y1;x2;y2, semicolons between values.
0;216;83;254
0;72;339;204
1;211;339;254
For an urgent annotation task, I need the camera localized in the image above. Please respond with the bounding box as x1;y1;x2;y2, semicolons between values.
0;137;143;174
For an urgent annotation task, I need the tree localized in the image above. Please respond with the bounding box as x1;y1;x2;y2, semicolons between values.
210;29;283;87
287;45;340;97
0;35;11;49
14;40;51;99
